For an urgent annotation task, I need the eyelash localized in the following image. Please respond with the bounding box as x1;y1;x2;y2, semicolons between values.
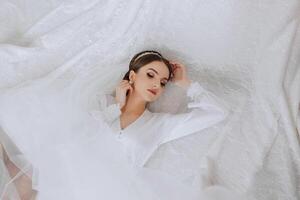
147;73;166;87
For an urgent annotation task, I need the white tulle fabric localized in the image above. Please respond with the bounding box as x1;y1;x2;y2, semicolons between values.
0;127;37;200
0;0;300;199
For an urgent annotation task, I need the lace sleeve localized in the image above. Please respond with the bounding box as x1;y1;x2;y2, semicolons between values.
89;93;121;125
158;81;229;145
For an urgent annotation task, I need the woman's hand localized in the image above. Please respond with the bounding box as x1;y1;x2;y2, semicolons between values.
170;61;191;89
115;80;133;109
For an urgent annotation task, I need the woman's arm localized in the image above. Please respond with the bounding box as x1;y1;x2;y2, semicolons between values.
89;80;132;125
157;61;228;145
89;93;121;125
159;81;229;145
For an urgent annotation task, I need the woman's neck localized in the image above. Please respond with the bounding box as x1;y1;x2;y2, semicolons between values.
121;91;146;116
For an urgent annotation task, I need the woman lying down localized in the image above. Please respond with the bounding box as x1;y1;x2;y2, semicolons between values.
0;50;248;200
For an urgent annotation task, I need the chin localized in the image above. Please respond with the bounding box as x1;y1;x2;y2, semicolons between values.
144;93;157;102
145;96;155;102
142;89;160;102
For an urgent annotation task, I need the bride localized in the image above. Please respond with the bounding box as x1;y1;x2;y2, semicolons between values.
0;50;229;200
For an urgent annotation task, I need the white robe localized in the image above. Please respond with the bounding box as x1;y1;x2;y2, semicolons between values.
76;80;229;200
90;81;228;168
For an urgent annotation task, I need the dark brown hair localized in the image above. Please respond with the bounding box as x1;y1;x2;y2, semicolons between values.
123;50;174;82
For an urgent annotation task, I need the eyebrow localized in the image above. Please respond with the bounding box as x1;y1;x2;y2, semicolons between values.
148;68;168;81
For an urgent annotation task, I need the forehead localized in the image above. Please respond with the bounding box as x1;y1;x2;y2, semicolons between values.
141;61;169;77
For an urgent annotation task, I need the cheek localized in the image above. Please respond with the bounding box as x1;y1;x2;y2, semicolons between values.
133;78;148;91
137;75;151;87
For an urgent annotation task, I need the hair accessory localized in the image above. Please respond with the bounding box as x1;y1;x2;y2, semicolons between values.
133;51;162;62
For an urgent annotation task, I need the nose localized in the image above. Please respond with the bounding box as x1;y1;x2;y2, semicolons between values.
153;82;159;89
152;79;161;89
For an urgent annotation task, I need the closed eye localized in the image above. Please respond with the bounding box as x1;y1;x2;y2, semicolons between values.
147;73;167;87
147;73;154;78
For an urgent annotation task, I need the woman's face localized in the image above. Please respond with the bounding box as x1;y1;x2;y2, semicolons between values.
129;61;170;102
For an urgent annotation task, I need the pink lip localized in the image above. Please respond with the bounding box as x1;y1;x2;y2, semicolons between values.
147;89;157;95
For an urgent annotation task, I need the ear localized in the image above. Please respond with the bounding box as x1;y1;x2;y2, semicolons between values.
129;70;136;82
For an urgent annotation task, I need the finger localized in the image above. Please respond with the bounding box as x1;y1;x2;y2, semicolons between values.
176;63;185;69
123;83;132;88
171;63;177;68
120;81;130;86
171;64;177;69
120;80;129;85
121;84;131;89
174;64;184;70
117;84;128;90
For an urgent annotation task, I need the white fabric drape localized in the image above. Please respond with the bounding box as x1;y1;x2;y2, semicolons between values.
0;0;299;199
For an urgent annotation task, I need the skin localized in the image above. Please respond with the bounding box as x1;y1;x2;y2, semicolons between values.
115;60;191;130
1;143;37;200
